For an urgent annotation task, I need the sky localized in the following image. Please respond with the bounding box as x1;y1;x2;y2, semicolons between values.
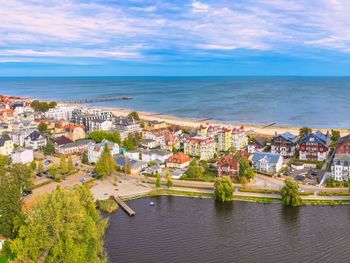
1;0;350;76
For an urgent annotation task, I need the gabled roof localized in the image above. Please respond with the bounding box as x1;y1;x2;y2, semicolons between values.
25;130;43;141
301;130;330;147
0;134;11;147
51;136;73;146
167;152;190;164
252;152;281;163
217;154;239;169
277;132;299;143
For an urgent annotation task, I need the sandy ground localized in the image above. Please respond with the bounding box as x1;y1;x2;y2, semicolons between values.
101;106;350;137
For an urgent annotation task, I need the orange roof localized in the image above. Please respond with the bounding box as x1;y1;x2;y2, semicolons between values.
167;152;190;164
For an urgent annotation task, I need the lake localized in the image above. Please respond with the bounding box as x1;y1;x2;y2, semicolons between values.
105;196;350;263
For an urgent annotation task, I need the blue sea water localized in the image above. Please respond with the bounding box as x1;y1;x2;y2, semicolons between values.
0;76;349;128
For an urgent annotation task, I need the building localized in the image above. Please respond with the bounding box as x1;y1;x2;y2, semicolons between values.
0;134;14;155
331;154;350;181
51;135;73;149
55;139;93;155
44;106;77;120
24;130;46;150
248;137;267;154
71;109;113;132
11;148;34;164
217;154;240;180
166;152;191;169
124;150;140;160
184;136;215;160
271;132;299;157
88;139;119;163
331;134;350;181
161;133;180;151
252;152;283;173
141;149;173;163
88;119;114;132
141;138;157;149
115;116;141;139
115;154;148;174
63;124;86;141
12;128;37;146
144;120;167;131
231;127;248;150
299;130;330;161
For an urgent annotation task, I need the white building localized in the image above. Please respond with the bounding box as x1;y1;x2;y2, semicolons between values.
331;154;350;181
24;130;47;150
88;139;119;163
124;150;140;160
12;128;36;146
115;117;141;139
44;106;77;121
252;152;283;173
88;119;114;132
141;149;173;163
11;148;34;164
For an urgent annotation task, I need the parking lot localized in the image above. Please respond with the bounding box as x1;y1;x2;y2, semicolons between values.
283;167;320;186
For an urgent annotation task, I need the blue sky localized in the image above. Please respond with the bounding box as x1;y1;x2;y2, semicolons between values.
1;0;350;76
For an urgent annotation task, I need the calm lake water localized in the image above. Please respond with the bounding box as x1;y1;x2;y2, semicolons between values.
105;196;350;263
1;76;350;127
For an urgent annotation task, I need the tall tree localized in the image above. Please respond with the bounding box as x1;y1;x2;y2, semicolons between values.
185;160;204;178
166;171;173;188
43;141;55;155
59;155;68;175
281;179;302;207
0;174;23;239
10;164;34;194
155;173;161;188
214;176;234;202
239;158;255;180
38;122;48;133
331;129;341;144
95;145;116;179
10;186;108;262
127;111;140;121
299;127;312;138
82;152;89;164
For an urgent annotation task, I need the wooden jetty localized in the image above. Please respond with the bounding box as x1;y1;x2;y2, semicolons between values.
62;96;132;104
112;196;135;216
262;122;276;129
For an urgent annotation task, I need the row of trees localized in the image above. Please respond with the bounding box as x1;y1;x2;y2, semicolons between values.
30;100;57;112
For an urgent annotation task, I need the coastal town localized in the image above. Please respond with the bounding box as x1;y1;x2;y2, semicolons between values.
1;94;350;260
0;94;349;196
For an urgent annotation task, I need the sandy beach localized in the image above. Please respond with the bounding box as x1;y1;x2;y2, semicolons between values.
98;106;350;137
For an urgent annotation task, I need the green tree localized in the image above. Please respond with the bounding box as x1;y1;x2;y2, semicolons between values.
29;160;37;171
95;145;116;179
38;162;44;174
331;129;341;144
67;157;74;174
280;179;302;207
0;154;11;167
10;164;34;194
166;171;173;188
213;176;234;202
155;172;161;188
127;111;140;121
82;152;89;164
89;130;121;144
48;101;57;108
49;165;59;181
43;141;55;155
299;127;312;138
239;157;255;181
185;159;205;178
0;174;23;238
10;186;108;263
38;122;48;133
227;146;236;153
59;155;68;175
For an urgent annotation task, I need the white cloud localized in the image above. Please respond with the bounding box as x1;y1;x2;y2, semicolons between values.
192;1;209;13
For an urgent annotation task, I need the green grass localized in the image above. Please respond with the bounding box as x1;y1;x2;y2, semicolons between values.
299;191;315;196
318;191;350;196
239;187;280;194
302;199;350;205
147;189;213;199
32;179;53;189
233;195;281;203
0;255;9;263
96;198;119;213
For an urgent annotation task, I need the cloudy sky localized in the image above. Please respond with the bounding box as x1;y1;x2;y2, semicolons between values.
1;0;350;76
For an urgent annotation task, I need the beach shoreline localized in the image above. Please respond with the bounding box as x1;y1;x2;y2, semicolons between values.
93;105;350;137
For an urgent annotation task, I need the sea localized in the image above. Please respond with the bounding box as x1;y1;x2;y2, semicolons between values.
0;76;349;128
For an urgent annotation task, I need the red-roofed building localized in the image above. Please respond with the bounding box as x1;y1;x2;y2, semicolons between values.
184;136;215;160
166;152;191;169
217;154;240;180
161;133;180;151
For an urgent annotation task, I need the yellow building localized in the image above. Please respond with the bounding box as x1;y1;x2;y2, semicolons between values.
64;124;86;141
184;136;215;160
0;134;14;156
144;120;168;131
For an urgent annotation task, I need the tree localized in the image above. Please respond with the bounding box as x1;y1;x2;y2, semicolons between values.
0;154;11;167
43;141;55;155
239;157;255;181
38;162;44;174
128;111;140;121
95;145;116;179
214;176;234;202
331;129;340;144
38;122;48;133
227;146;236;153
59;155;68;175
299;127;312;138
123;133;140;151
0;174;23;238
10;164;34;194
10;186;108;262
89;130;121;144
185;159;204;178
29;160;37;171
155;172;161;188
49;165;59;181
166;171;173;188
280;179;302;207
30;100;56;112
82;152;89;164
67;157;74;174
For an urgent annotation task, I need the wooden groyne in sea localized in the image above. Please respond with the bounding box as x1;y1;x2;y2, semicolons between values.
61;96;132;104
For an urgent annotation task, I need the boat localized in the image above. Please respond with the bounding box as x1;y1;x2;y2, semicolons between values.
150;202;154;206
121;96;132;100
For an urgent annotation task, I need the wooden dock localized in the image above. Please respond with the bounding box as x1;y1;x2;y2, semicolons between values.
61;96;132;104
112;196;135;216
